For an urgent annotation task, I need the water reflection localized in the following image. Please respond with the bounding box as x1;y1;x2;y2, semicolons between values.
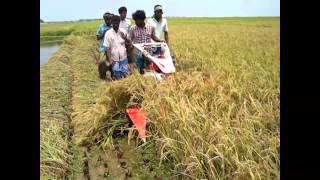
40;43;60;66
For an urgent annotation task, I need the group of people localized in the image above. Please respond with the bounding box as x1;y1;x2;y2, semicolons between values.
97;5;170;80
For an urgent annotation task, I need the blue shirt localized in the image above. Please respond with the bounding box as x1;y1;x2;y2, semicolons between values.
96;24;112;52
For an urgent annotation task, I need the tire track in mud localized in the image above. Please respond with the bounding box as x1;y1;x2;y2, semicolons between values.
67;36;111;180
67;70;90;180
66;36;116;179
68;39;90;180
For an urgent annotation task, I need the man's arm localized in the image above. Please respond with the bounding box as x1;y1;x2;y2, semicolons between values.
103;34;112;63
127;19;131;34
127;28;135;66
120;31;132;45
96;26;102;40
97;34;104;40
96;32;101;40
164;32;169;45
164;19;169;45
129;26;134;42
151;27;164;42
97;30;107;40
106;48;112;64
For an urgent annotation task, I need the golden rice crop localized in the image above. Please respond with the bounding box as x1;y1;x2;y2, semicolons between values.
76;70;279;179
41;17;280;179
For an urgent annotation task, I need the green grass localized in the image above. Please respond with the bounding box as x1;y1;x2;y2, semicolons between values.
40;17;279;44
40;20;103;44
167;17;279;25
40;17;279;33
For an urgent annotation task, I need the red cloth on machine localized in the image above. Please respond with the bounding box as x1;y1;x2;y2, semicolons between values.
126;108;147;141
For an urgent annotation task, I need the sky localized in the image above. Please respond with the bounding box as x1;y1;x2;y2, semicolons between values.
40;0;280;22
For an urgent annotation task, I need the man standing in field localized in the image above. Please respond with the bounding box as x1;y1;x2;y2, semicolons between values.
147;5;169;45
96;12;113;79
103;15;130;80
128;10;165;74
96;12;113;56
147;5;176;65
118;6;131;34
118;6;133;72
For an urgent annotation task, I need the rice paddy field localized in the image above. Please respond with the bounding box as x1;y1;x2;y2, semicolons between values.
40;17;280;179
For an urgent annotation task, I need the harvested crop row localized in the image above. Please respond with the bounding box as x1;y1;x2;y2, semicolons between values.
40;38;92;179
40;43;74;179
66;35;105;145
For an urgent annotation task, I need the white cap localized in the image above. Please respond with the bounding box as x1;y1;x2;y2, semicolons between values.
154;5;163;11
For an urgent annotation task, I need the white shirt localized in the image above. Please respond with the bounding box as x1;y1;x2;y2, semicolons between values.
119;18;131;34
103;29;127;61
147;17;168;41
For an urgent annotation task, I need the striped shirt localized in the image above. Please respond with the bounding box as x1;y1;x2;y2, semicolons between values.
129;24;155;54
129;24;156;44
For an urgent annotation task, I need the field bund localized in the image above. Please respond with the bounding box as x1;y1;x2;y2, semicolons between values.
40;17;280;179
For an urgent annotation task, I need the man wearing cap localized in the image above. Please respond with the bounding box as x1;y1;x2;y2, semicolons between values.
147;5;169;45
147;5;176;65
96;12;113;79
96;12;113;59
